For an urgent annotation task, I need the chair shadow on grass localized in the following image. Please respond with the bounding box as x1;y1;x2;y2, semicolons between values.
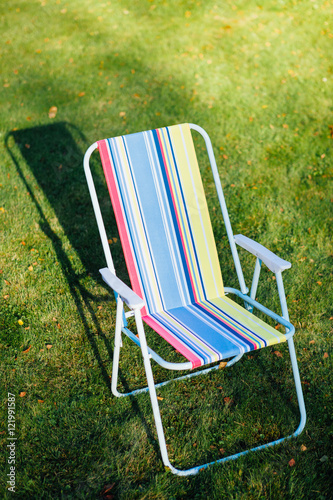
5;122;162;458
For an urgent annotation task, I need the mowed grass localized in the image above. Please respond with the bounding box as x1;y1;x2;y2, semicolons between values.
0;0;332;498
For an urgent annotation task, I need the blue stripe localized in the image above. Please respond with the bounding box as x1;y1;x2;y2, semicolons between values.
192;301;260;351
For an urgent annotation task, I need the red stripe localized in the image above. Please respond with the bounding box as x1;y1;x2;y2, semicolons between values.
98;139;147;316
143;315;202;368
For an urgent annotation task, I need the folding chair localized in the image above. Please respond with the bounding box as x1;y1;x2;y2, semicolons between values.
83;123;306;476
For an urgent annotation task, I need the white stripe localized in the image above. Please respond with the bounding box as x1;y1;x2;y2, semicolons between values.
216;296;284;343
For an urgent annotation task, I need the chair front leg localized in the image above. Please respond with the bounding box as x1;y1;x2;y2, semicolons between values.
134;308;172;470
111;296;125;397
275;270;307;434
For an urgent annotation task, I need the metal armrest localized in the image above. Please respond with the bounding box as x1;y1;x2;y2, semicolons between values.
234;234;291;274
99;267;145;310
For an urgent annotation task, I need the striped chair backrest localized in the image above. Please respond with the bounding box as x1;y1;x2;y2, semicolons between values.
98;124;224;316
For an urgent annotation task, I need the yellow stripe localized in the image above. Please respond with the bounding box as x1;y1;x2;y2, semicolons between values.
169;124;224;300
212;296;286;345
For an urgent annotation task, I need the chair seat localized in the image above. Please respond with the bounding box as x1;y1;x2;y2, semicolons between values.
143;295;287;368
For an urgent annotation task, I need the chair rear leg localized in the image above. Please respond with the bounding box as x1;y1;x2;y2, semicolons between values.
287;337;307;435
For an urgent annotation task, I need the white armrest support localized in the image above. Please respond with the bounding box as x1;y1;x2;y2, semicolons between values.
234;234;291;274
99;267;145;310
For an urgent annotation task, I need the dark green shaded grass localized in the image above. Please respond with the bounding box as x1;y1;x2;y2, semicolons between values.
1;0;333;498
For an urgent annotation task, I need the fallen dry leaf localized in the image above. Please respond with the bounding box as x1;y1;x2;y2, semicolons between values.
48;106;57;118
23;345;32;353
100;482;115;499
274;351;283;358
323;352;328;359
78;91;85;97
289;458;295;467
19;392;26;397
301;444;307;451
219;361;227;369
46;344;52;349
38;400;44;404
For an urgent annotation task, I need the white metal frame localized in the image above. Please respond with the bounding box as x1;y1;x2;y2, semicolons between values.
83;124;306;476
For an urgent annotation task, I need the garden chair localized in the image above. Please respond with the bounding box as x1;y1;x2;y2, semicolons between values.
83;123;306;475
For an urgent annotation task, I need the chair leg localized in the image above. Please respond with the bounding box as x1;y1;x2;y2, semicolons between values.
275;271;306;434
134;309;172;469
111;296;125;398
287;337;307;435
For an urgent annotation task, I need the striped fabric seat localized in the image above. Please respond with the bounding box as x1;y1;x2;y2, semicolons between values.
98;124;287;368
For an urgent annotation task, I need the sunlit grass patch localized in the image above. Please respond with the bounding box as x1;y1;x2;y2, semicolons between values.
0;0;332;498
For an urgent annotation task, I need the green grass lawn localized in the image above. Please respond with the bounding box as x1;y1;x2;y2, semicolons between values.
1;0;332;498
